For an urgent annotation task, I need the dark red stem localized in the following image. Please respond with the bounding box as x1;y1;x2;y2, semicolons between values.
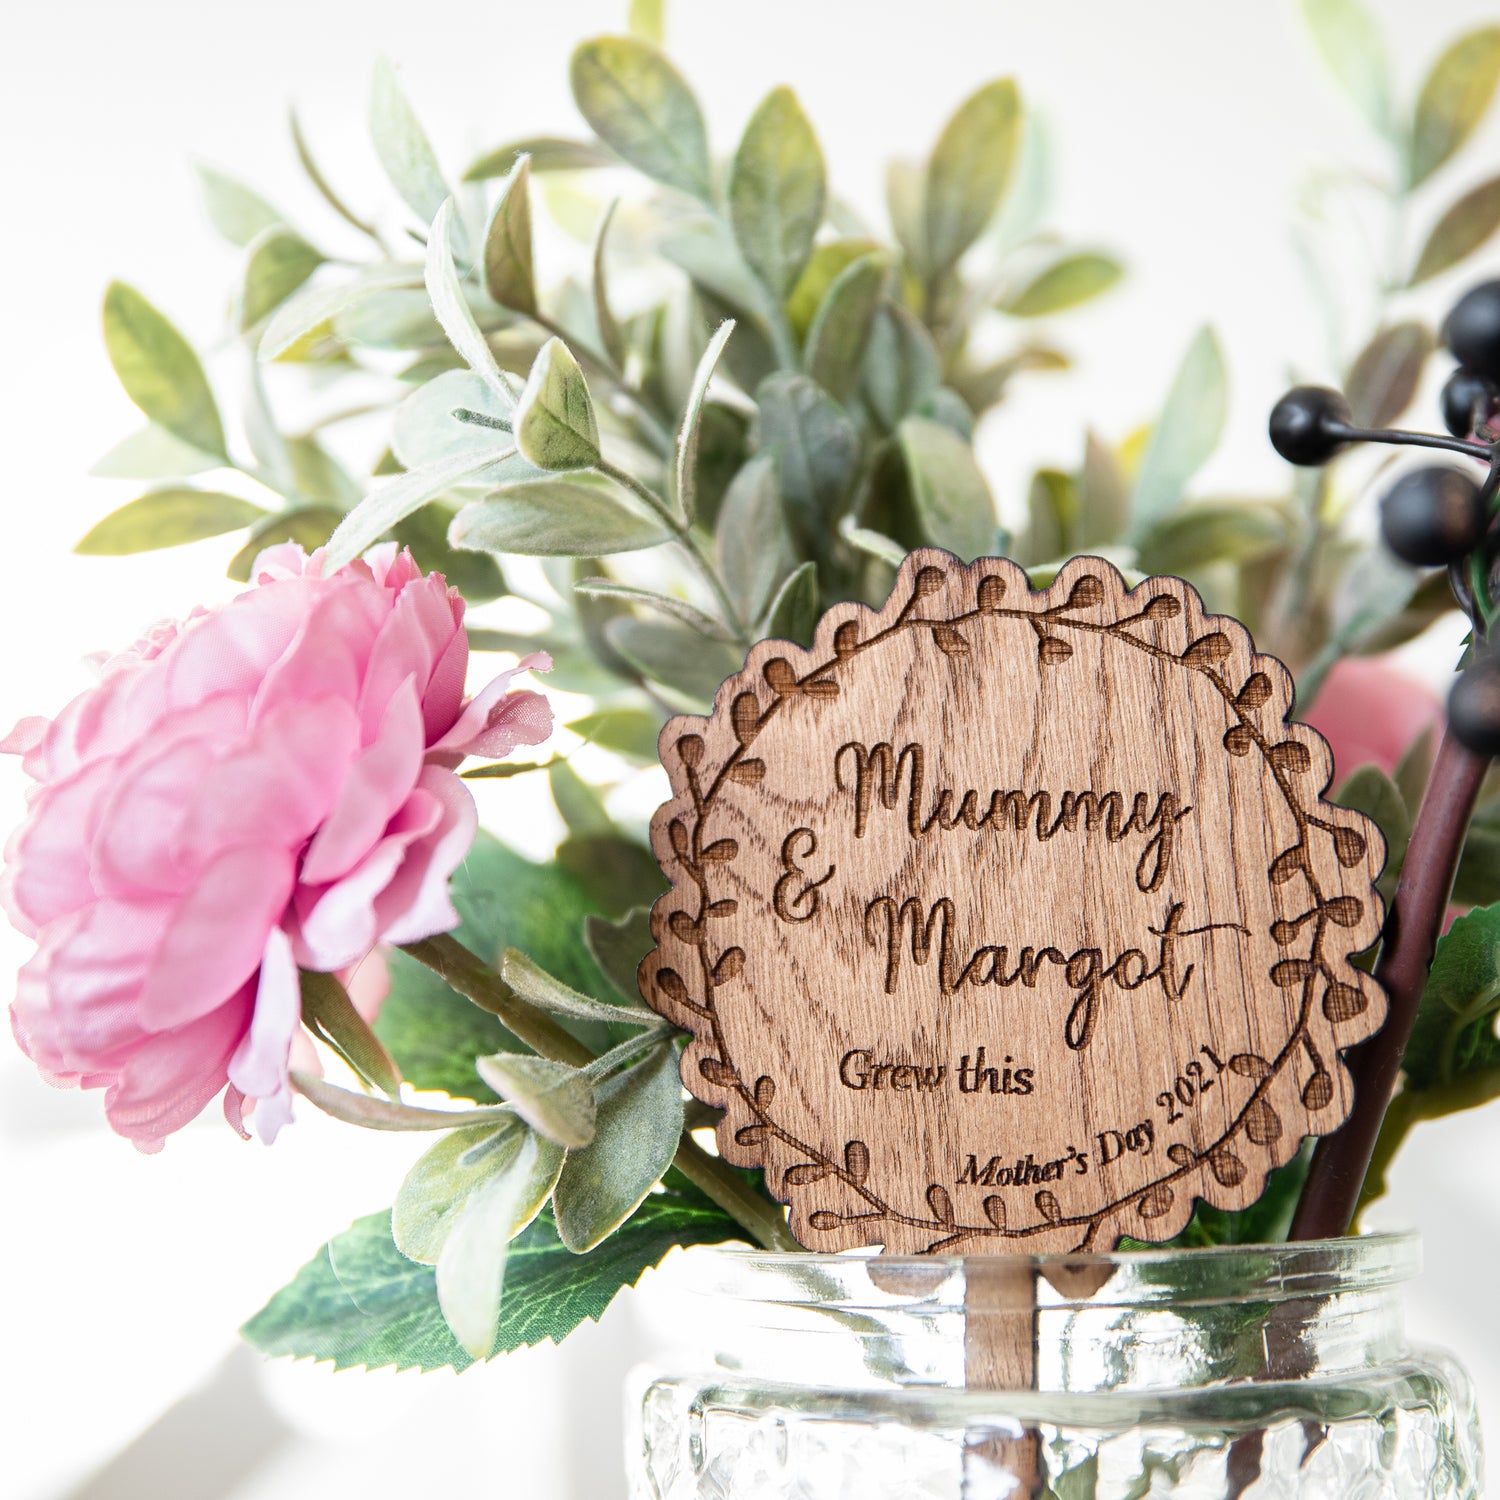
1289;729;1489;1240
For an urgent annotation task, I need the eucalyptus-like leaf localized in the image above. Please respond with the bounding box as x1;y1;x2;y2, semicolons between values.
1410;176;1500;285
514;338;600;469
573;578;736;642
300;969;402;1097
451;472;670;556
759;559;818;646
897;415;999;561
240;227;324;331
605;617;744;708
483;157;537;316
370;55;451;228
476;1053;598;1148
427;198;517;406
755;372;860;547
103;282;226;459
463;136;615;181
1408;27;1500;188
585;909;656;1006
394;1120;526;1263
999;252;1122;317
569;36;712;201
673;319;735;523
552;1041;685;1252
392;370;516;469
1345;321;1433;428
76;489;267;555
728;87;826;300
1301;0;1394;137
196;163;283;247
923;79;1021;276
259;265;424;361
91;425;223;480
862;302;942;430
717;453;797;623
1127;326;1227;540
501;948;662;1028
592;198;627;368
805;252;885;401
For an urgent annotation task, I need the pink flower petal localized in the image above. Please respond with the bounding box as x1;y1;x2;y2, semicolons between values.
428;653;553;759
371;768;478;945
0;716;48;758
227;925;301;1143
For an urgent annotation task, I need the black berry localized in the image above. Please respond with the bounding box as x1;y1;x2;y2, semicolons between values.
1441;367;1500;438
1269;386;1351;466
1442;281;1500;379
1450;659;1500;756
1378;465;1487;566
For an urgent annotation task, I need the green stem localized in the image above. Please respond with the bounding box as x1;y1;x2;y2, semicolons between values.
400;932;794;1251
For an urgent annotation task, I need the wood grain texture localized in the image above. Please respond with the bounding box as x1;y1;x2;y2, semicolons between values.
640;551;1389;1254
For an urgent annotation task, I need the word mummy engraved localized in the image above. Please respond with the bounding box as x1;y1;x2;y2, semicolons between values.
832;740;1192;893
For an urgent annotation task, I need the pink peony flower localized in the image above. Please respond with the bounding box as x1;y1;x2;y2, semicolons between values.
1;543;551;1151
1302;655;1443;782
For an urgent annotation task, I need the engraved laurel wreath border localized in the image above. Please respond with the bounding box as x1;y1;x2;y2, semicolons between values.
640;551;1390;1254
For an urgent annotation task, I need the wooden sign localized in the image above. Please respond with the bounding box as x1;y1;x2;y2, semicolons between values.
640;552;1389;1254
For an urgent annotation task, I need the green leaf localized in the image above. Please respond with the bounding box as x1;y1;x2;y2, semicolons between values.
557;835;667;918
862;302;942;430
369;55;450;227
258;265;424;361
923;79;1021;276
567;707;665;763
514;338;600;469
394;1120;525;1262
554;1042;684;1252
1024;468;1075;562
1078;431;1131;547
1406;903;1500;1090
716;453;797;623
573;579;734;641
196;163;282;246
569;36;712;201
548;756;612;836
628;0;665;43
1410;176;1500;284
755;373;860;553
102;282;226;458
483;157;537;315
1453;826;1500;909
885;159;927;270
292;1072;519;1132
300;969;402;1096
585;909;655;1004
476;1054;597;1148
605;617;742;708
463;137;615;181
1408;27;1500;188
592;198;627;369
76;489;267;555
451;472;670;556
427;198;516;405
390;503;505;603
1301;0;1394;136
1345;321;1433;427
291;107;378;239
897;415;998;562
1127;326;1227;540
673;320;736;524
999;252;1122;317
760;559;819;645
1135;501;1287;577
1335;763;1410;872
91;424;223;481
786;238;882;339
728;87;826;300
240;227;324;331
659;222;776;337
502;948;659;1028
227;506;344;581
805;252;886;401
392;370;512;469
839;519;908;568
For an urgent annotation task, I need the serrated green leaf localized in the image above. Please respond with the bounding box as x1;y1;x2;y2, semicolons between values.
1408;27;1500;187
760;559;818;645
514;338;600;469
716;453;796;624
77;489;267;555
605;616;742;708
805;252;885;401
1406;904;1500;1090
476;1054;597;1148
1301;0;1394;137
1410;176;1500;284
924;79;1021;276
259;265;424;361
103;282;226;458
728;87;826;300
897;415;997;561
569;36;711;201
463;136;615;181
370;55;450;227
196;163;283;246
755;372;859;553
240;227;324;331
451;472;670;556
502;948;659;1028
554;1042;684;1252
1000;252;1122;317
567;707;665;763
483;157;537;315
1345;321;1433;427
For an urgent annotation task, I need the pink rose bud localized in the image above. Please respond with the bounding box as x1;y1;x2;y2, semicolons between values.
1;544;551;1151
1302;655;1443;782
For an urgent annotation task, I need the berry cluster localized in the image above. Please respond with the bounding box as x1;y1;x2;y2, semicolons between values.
1268;282;1500;756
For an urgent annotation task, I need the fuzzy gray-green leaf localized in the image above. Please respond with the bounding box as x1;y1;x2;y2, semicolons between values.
450;473;671;556
924;79;1021;276
805;252;885;401
717;453;796;622
999;252;1122;317
673;320;735;523
605;617;743;707
240;227;324;331
515;338;600;469
755;372;859;547
370;55;451;226
729;87;826;300
483;157;538;315
76;489;267;555
897;415;997;561
476;1053;598;1148
502;948;662;1028
393;1120;525;1263
196;163;283;246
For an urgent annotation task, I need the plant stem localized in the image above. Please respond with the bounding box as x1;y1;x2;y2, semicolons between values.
1289;728;1491;1239
400;932;795;1251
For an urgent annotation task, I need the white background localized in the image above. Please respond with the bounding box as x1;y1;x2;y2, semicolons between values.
2;2;1499;1496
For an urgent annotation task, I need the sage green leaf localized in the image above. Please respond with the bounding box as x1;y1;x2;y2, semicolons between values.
227;506;344;581
949;346;1069;414
463;137;615;181
805;252;885;401
999;252;1122;317
76;489;267;555
585;910;655;1005
103;282;226;458
553;1042;684;1252
628;0;664;43
548;757;612;836
1345;321;1433;427
569;36;712;201
1025;468;1075;563
924;79;1021;275
483;157;537;315
1405;904;1500;1091
292;1073;519;1132
573;578;734;642
259;265;424;361
557;835;667;918
502;948;660;1028
392;369;514;469
451;473;670;556
605;617;743;708
673;319;735;523
91;424;223;480
728;87;826;299
301;970;401;1096
839;519;908;567
390;502;505;603
717;453;797;622
1078;430;1130;547
1335;763;1410;872
476;1054;597;1148
240;227;324;331
394;1121;526;1263
1135;501;1288;576
755;372;859;549
786;237;881;339
291;107;378;239
370;55;450;227
326;444;515;569
1410;177;1500;284
1301;0;1394;136
1127;326;1227;540
897;415;998;561
196;163;282;246
1408;28;1500;188
1452;826;1500;909
285;436;361;507
438;1129;565;1357
885;159;927;271
428;198;516;405
592;198;627;368
660;221;774;330
515;338;600;469
567;708;665;764
760;560;818;645
862;303;942;430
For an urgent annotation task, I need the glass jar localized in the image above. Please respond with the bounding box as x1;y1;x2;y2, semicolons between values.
628;1234;1479;1499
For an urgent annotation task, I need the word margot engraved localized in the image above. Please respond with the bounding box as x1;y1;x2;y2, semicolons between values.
640;553;1389;1254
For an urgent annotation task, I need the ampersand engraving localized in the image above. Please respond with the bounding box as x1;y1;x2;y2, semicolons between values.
772;827;835;923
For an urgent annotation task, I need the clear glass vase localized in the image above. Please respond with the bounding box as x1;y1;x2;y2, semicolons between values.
627;1233;1479;1499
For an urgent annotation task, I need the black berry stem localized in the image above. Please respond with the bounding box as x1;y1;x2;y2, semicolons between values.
1324;422;1492;460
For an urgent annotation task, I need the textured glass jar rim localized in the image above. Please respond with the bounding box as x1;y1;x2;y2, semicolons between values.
670;1232;1420;1314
